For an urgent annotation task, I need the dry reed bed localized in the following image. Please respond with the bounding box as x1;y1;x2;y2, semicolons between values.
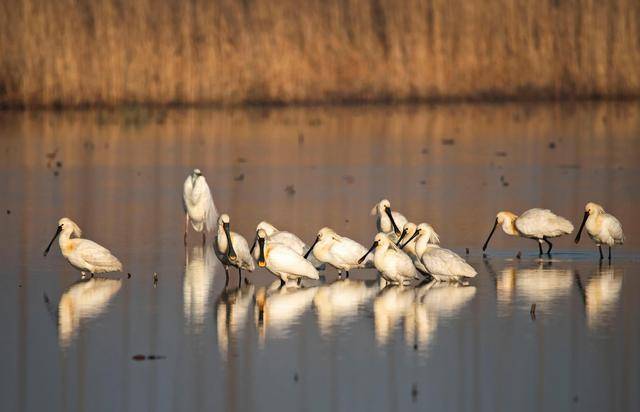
1;0;639;107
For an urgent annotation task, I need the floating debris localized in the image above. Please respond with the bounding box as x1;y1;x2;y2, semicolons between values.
421;148;429;154
342;175;355;184
495;151;507;157
285;185;296;195
234;173;245;181
293;372;299;382
56;161;63;168
516;251;522;259
153;272;158;287
132;354;166;361
237;157;247;163
548;142;556;149
53;170;59;177
127;273;132;279
441;138;455;145
419;180;426;185
413;343;418;350
132;354;146;361
6;209;10;215
411;383;418;402
45;149;58;160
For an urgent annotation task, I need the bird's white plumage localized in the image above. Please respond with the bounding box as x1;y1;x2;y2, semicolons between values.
263;243;319;282
183;171;218;233
254;221;325;270
52;218;123;275
514;208;574;239
371;199;408;241
584;203;625;246
214;215;255;271
420;246;477;282
311;228;374;272
399;223;440;274
370;234;419;284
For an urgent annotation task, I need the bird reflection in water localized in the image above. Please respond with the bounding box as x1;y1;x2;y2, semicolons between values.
374;280;476;351
183;245;219;333
494;262;572;315
44;277;122;349
575;265;623;330
313;279;379;338
254;281;318;345
216;281;255;360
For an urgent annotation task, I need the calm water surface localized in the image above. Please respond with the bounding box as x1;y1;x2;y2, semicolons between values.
1;102;639;412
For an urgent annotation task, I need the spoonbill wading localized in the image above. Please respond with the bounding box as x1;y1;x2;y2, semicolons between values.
214;214;254;284
183;169;218;245
250;221;325;270
255;229;319;287
575;202;624;261
359;233;419;285
483;208;574;256
44;218;123;278
304;227;374;278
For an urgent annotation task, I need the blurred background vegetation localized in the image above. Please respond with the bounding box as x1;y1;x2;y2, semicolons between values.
1;0;639;108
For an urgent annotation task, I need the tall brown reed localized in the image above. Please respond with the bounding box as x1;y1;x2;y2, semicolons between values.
1;0;639;107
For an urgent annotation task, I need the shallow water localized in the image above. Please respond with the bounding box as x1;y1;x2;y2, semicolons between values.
1;102;639;412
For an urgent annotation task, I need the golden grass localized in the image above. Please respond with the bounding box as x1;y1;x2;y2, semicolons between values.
1;0;639;107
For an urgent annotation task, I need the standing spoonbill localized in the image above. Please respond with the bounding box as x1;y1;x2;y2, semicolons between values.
43;218;123;278
250;221;325;270
412;229;477;283
398;223;441;274
482;209;574;256
371;199;407;242
358;233;419;285
214;214;254;284
575;202;624;261
183;169;218;245
304;227;374;278
255;229;319;286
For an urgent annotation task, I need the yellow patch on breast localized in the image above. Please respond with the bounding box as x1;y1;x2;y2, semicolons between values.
64;243;76;253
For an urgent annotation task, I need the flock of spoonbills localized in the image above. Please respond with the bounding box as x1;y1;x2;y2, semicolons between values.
44;169;625;286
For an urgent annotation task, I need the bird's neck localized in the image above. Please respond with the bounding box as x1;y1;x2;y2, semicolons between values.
501;219;519;236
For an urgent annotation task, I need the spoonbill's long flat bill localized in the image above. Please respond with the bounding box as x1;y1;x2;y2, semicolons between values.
44;218;123;278
575;202;624;261
304;227;374;278
183;168;218;245
483;208;574;256
214;214;254;284
371;199;407;242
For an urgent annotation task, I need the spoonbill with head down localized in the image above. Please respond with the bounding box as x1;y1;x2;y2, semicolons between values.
398;222;441;274
214;214;254;284
482;208;574;256
44;218;123;278
304;227;374;278
183;168;218;245
255;229;319;286
358;233;419;285
411;228;477;283
575;202;624;261
371;199;407;242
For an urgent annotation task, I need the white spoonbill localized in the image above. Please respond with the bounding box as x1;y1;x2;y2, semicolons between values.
412;230;477;283
183;169;218;245
482;208;574;256
250;221;325;270
304;227;374;278
358;233;419;285
44;218;123;278
214;214;255;283
255;229;319;286
395;222;440;252
371;199;407;241
575;202;624;260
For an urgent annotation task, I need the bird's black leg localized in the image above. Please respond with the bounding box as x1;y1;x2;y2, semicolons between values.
345;270;350;279
224;266;229;286
598;245;603;260
543;237;553;256
202;232;206;246
608;246;612;263
538;241;543;256
279;278;285;288
184;214;189;245
238;267;242;287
